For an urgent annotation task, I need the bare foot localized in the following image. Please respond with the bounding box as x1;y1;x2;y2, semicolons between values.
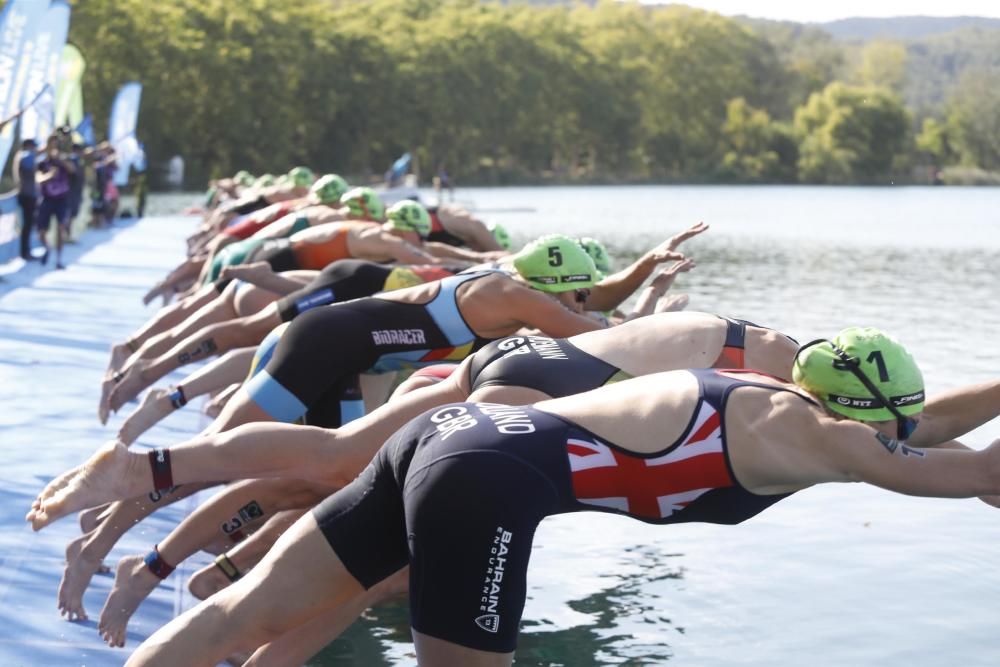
79;503;111;533
118;388;173;445
187;561;234;600
98;371;121;425
99;554;160;647
658;293;690;312
57;534;104;621
106;362;150;417
108;342;131;376
27;441;142;531
31;464;83;514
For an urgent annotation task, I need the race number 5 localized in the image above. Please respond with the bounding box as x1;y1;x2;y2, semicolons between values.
547;246;563;267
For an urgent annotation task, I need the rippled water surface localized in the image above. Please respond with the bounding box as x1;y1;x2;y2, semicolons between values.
166;186;1000;666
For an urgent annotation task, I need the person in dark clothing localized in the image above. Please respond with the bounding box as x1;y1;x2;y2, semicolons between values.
15;138;39;261
67;142;85;230
35;135;77;268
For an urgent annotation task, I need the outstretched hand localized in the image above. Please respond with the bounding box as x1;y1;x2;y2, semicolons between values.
666;221;709;252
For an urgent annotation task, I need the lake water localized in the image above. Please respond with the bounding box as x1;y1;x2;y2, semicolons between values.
154;186;1000;666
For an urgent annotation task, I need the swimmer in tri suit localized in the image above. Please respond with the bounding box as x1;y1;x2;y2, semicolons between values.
105;261;461;437
197;166;315;240
37;324;1000;653
193;174;350;265
102;199;479;416
121;327;1000;666
202;195;496;287
102;262;461;421
424;203;508;251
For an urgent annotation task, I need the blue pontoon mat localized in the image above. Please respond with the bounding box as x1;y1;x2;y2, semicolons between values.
0;217;217;666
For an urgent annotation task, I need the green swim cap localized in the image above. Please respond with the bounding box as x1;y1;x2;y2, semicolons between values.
577;237;612;278
253;174;276;189
233;170;254;187
513;234;597;293
487;222;512;251
288;167;316;188
386;200;431;237
792;327;925;422
287;166;315;189
310;174;349;204
340;187;385;221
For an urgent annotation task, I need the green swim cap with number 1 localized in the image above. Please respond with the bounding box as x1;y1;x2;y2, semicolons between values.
792;327;925;421
513;234;597;293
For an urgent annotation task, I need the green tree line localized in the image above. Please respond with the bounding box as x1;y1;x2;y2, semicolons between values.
66;0;1000;187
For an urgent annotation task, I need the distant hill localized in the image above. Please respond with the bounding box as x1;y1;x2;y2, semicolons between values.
818;16;1000;41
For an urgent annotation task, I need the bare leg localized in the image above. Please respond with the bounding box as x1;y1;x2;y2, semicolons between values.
143;257;204;306
105;480;332;651
79;503;110;533
243;567;409;667
54;486;207;621
187;510;305;600
127;280;245;364
106;308;281;416
124;513;365;667
123;282;219;366
117;348;255;445
102;285;220;422
33;379;467;527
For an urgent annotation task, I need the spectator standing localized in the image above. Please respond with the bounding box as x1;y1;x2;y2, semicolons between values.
14;138;39;261
35;134;76;269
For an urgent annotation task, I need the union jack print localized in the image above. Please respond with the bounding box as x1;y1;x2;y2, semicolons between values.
565;401;733;520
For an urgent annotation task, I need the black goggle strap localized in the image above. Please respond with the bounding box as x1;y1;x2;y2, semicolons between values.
797;338;919;438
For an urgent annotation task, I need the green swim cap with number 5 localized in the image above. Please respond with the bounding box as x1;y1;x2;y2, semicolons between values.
513;234;597;293
792;327;924;421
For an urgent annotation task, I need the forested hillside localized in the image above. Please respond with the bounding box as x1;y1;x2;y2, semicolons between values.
66;0;1000;186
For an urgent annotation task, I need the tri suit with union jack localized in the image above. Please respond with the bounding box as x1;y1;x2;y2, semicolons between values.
310;369;816;654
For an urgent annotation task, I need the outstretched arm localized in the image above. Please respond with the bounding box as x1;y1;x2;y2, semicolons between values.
586;222;707;312
624;259;696;321
905;379;1000;448
822;419;1000;499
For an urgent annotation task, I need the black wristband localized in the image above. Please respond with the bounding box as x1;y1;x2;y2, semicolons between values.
148;448;174;492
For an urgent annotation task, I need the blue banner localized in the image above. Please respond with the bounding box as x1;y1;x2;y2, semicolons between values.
0;0;50;170
109;80;142;186
75;111;94;146
20;0;71;143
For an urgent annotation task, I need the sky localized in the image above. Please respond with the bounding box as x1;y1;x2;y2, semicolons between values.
638;1;1000;23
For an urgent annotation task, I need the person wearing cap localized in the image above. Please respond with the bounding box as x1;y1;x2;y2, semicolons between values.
98;232;598;421
14;138;39;261
100;198;504;417
116;327;1000;666
186;174;352;280
423;203;508;252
